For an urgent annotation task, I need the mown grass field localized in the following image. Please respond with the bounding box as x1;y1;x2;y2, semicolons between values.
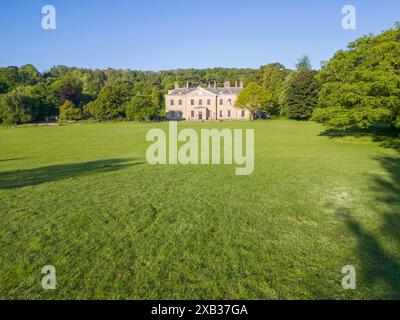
0;120;399;299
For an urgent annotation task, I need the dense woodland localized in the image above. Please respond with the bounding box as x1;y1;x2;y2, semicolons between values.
0;22;399;130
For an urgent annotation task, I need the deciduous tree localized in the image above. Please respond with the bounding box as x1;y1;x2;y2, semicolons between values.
296;55;312;71
84;84;132;120
59;100;83;120
258;63;290;115
235;82;273;117
313;23;400;129
0;92;35;125
126;94;157;121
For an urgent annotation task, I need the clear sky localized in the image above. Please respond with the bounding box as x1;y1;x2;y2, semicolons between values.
1;0;399;71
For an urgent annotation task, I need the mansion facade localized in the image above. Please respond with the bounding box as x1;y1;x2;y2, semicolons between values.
165;81;250;121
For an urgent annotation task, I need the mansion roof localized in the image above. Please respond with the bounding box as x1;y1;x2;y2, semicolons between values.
167;86;242;96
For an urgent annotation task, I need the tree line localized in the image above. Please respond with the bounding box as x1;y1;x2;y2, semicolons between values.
0;22;399;130
237;22;399;130
0;65;257;125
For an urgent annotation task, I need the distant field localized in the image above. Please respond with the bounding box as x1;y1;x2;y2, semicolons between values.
0;120;399;299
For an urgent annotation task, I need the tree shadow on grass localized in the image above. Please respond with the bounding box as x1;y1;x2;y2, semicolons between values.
0;158;143;189
0;157;26;163
319;126;400;149
325;127;400;297
340;208;400;298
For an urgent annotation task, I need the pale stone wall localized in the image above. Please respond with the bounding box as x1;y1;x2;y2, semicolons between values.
165;86;250;121
165;94;187;119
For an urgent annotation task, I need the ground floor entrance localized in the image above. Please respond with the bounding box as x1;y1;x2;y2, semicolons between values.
191;107;212;121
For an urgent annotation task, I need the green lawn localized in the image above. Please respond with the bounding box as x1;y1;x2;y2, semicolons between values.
0;120;399;299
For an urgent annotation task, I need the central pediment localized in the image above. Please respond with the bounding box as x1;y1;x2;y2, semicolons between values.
186;87;217;97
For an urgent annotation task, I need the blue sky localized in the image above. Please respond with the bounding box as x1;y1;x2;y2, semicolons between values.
1;0;399;71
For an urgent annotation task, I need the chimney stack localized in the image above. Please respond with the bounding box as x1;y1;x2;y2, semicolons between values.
175;82;179;89
239;81;244;88
224;81;230;88
186;81;189;89
235;80;238;88
214;81;216;89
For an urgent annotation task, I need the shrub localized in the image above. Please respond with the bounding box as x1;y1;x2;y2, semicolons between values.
59;100;83;120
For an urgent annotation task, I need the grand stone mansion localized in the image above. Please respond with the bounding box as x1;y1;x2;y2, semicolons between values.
165;81;250;121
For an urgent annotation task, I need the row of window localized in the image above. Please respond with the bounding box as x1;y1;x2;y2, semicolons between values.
171;99;183;106
188;110;245;118
170;99;232;106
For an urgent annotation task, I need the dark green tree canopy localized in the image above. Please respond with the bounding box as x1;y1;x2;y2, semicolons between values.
313;24;400;129
18;64;41;86
0;92;35;125
84;84;132;120
126;95;154;121
284;70;321;120
0;67;19;94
